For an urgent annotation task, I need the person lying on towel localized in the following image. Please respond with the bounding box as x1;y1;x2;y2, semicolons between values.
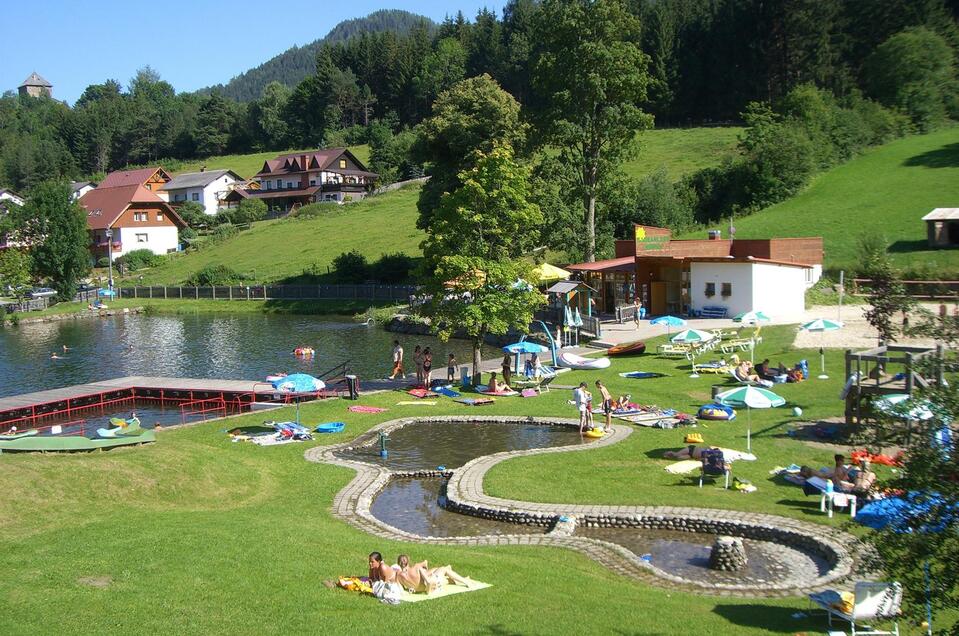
394;554;475;594
799;454;876;495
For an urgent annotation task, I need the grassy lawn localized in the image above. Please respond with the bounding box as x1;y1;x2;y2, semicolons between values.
685;126;959;277
130;184;423;286
174;145;371;179
0;324;924;635
623;126;743;180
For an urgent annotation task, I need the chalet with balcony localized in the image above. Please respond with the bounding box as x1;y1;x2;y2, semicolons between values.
242;148;377;212
98;166;172;192
79;179;185;263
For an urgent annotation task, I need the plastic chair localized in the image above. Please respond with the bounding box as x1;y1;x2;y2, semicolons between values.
809;581;902;636
699;449;730;488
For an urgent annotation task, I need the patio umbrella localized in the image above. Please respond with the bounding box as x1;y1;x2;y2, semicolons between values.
732;310;771;324
271;373;325;425
98;288;117;297
532;263;570;284
650;314;686;337
671;329;716;378
875;393;934;421
800;318;843;379
715;385;785;452
504;341;549;375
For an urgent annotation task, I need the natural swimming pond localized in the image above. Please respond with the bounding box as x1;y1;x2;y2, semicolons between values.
0;313;493;398
371;477;547;537
334;420;592;471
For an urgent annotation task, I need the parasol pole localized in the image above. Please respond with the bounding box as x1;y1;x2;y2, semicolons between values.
819;330;828;379
746;406;751;452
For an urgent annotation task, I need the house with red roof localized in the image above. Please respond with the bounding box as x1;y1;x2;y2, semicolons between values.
566;225;823;319
228;148;377;213
79;175;185;262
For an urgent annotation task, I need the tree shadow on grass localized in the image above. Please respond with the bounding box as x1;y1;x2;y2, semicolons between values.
902;143;959;168
889;239;934;253
713;603;821;633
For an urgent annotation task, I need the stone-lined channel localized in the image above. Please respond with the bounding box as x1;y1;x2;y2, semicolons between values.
307;416;865;597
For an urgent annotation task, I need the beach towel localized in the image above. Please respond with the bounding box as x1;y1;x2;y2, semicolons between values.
249;435;301;446
454;397;495;406
408;388;439;399
349;406;387;414
434;386;462;398
475;386;520;397
398;581;492;603
397;400;437;406
618;371;667;379
664;459;701;474
521;389;538;398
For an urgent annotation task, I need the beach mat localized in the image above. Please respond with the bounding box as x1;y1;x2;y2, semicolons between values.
396;400;437;406
399;581;491;603
664;459;701;474
618;372;667;379
435;386;462;398
454;398;495;406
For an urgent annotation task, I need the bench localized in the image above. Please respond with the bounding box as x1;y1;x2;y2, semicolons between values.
699;305;728;319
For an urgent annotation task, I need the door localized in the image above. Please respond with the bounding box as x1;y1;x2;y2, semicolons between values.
650;282;667;316
603;281;615;313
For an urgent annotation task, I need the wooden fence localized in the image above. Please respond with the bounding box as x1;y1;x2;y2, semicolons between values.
116;284;417;302
852;278;959;299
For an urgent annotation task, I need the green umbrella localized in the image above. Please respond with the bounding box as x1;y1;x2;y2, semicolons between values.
800;318;843;379
732;310;771;324
671;329;715;378
715;385;785;452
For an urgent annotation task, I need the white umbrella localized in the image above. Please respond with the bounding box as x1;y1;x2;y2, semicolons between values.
671;329;715;378
716;385;786;452
800;318;843;379
733;310;771;325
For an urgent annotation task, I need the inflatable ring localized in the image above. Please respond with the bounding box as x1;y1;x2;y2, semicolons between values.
293;347;315;357
584;428;605;438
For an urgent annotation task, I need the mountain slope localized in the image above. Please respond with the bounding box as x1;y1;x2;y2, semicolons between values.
681;127;959;276
206;10;434;102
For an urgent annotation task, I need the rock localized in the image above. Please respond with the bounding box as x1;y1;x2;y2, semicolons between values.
709;536;748;572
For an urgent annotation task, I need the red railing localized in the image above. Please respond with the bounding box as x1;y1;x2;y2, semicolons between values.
179;397;227;424
2;418;89;437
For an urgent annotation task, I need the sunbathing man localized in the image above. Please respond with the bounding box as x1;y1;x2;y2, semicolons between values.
735;360;764;384
799;456;877;495
396;558;473;594
664;444;713;460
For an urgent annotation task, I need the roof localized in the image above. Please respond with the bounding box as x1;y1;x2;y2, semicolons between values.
70;181;95;192
565;256;635;273
19;72;52;88
79;185;184;230
546;281;597;294
161;169;242;191
253;148;375;178
686;256;813;269
246;186;322;200
922;208;959;221
99;167;170;189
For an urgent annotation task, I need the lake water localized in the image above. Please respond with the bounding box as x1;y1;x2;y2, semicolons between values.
0;313;493;399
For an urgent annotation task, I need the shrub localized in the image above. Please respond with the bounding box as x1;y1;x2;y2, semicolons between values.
97;257;111;268
210;224;238;244
331;250;369;283
231;199;267;225
214;210;234;226
288;202;338;220
179;227;197;243
186;264;242;286
371;253;415;284
117;248;163;271
176;201;207;228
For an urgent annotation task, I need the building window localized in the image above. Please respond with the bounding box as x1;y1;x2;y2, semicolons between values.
339;159;347;169
805;268;813;283
704;282;716;298
156;213;164;222
136;233;148;243
287;182;293;189
310;179;316;186
721;282;732;297
192;192;199;201
277;179;283;189
133;212;146;222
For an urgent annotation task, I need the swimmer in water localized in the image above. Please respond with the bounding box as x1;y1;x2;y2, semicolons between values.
62;345;70;352
126;344;134;352
50;352;62;360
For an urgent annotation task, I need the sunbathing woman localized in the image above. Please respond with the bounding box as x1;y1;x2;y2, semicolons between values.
396;559;473;594
664;444;713;460
487;371;504;393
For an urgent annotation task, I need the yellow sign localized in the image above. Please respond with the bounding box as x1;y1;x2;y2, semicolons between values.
634;226;646;241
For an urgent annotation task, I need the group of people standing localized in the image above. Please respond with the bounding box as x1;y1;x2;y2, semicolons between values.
572;380;614;434
388;340;456;387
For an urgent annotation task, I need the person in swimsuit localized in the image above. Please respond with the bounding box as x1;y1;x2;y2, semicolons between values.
487;371;503;393
422;347;433;386
395;557;473;594
595;380;613;432
368;551;397;583
501;353;512;387
413;346;423;386
447;353;456;383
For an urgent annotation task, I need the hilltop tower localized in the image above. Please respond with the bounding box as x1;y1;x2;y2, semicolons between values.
18;72;52;98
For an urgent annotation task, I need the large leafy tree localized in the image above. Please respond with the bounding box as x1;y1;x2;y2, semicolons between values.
412;74;526;229
194;92;234;157
18;181;90;299
420;143;544;378
0;248;32;300
531;0;653;262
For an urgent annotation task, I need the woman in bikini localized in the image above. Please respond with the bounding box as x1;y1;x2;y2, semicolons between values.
395;556;473;594
422;347;433;387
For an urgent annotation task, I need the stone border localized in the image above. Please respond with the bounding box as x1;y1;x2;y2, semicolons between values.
305;415;868;597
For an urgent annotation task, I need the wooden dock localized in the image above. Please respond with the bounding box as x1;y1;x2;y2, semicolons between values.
0;376;275;425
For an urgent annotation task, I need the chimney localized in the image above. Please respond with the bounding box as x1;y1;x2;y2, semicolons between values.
708;230;722;241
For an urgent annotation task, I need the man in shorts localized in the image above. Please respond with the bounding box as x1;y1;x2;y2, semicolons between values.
388;341;404;380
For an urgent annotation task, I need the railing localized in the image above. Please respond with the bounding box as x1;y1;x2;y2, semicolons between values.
852;278;959;299
116;284;417;302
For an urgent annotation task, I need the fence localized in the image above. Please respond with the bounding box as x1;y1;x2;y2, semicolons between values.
852;279;959;299
116;284;417;302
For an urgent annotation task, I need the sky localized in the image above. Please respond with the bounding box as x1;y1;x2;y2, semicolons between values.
1;0;505;104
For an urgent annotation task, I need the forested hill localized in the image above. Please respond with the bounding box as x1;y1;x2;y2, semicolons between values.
205;10;434;101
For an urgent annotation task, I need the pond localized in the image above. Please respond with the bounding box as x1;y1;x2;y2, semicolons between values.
0;313;494;399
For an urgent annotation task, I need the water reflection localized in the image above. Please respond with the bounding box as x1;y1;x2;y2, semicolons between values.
0;314;494;398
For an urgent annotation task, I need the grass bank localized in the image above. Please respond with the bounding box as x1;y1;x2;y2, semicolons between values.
688;126;959;277
623;126;743;180
0;324;922;634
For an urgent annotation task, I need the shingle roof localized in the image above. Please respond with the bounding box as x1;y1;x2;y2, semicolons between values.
99;167;170;189
19;72;52;88
161;169;241;191
70;181;95;192
79;185;184;230
253;148;375;178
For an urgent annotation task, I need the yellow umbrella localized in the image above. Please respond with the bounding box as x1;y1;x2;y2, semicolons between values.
532;263;570;283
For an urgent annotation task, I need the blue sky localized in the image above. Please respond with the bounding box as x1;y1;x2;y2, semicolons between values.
2;1;504;104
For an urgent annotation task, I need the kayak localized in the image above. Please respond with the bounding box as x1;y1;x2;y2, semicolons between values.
557;352;611;370
608;340;646;356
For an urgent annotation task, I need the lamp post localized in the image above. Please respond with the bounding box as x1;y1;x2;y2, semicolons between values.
105;228;114;290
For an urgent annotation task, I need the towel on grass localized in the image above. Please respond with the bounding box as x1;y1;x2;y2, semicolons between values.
349;406;388;414
398;581;491;603
396;400;437;406
454;398;495;406
434;386;462;398
664;459;701;474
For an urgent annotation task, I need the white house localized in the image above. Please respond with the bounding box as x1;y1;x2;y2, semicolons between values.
70;181;97;201
0;188;24;207
689;259;813;319
159;169;242;216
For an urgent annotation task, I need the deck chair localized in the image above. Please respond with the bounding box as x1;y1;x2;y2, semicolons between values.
658;343;691;357
699;449;730;488
720;338;754;354
809;582;902;636
728;368;773;388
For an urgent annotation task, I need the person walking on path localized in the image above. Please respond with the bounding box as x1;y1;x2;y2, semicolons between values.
634;298;643;329
501;353;512;387
595;380;613;432
413;345;423;386
388;340;405;380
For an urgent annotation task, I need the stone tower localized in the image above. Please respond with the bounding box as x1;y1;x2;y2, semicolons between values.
18;72;52;98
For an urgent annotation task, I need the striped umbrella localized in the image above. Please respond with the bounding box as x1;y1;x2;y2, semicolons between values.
733;310;771;324
801;318;843;379
650;314;686;337
716;385;785;452
671;329;715;378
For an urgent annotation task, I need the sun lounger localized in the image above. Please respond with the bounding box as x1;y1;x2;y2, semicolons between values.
720;338;755;354
657;343;692;357
699;449;731;489
808;582;902;636
805;476;858;518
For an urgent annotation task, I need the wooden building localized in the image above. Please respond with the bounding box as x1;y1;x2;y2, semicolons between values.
922;208;959;248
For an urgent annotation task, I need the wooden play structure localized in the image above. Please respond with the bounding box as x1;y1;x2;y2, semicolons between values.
843;344;945;425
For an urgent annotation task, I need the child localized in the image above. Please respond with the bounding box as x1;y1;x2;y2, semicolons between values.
447;353;456;383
